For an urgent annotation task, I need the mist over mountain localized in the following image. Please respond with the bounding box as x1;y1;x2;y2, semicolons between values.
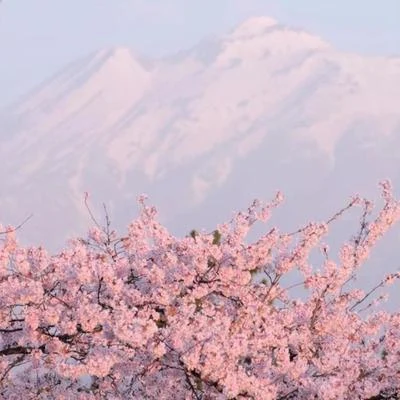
1;16;400;299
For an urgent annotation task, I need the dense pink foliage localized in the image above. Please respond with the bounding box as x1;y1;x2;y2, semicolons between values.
1;182;400;399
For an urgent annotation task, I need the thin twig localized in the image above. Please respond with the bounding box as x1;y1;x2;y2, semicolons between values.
349;281;386;312
83;192;102;230
286;198;358;237
0;214;33;235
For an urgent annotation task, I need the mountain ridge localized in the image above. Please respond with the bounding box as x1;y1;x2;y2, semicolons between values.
0;16;400;255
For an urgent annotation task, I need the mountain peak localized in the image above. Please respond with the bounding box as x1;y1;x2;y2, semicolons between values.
231;16;279;38
98;46;135;62
92;46;151;71
216;16;329;66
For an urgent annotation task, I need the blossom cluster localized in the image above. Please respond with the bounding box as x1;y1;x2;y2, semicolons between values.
1;182;400;399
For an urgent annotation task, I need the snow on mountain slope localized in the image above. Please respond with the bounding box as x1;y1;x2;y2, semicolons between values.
3;47;152;150
1;17;400;252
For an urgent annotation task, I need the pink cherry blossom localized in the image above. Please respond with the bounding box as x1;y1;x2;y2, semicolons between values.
1;182;400;399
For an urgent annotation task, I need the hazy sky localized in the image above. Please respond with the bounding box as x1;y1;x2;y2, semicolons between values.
1;0;399;107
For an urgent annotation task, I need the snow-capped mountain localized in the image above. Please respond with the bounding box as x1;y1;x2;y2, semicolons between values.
1;16;400;255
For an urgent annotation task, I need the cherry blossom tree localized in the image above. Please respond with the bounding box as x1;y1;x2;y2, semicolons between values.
1;181;400;399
